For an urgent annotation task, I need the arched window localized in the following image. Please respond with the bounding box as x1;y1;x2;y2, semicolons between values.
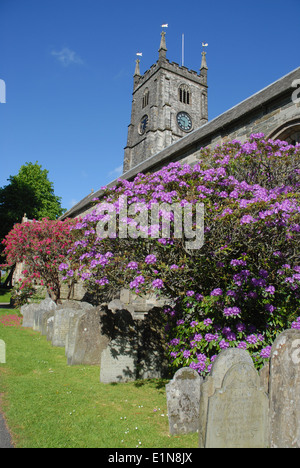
268;119;300;145
179;84;190;104
142;88;149;108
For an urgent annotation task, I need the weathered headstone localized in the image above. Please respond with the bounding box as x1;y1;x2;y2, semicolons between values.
45;314;55;342
100;309;137;383
99;306;168;383
21;302;40;328
33;298;57;332
0;339;6;364
166;367;202;435
269;329;300;448
200;348;269;448
52;308;72;347
52;301;93;348
41;310;55;337
65;309;86;362
69;307;108;366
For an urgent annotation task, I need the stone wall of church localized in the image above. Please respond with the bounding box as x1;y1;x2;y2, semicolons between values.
177;91;300;168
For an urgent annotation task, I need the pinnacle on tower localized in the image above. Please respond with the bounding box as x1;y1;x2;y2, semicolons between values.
200;51;208;70
200;50;208;85
134;58;141;77
158;31;167;60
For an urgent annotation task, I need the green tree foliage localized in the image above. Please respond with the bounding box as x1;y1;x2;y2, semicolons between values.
0;162;65;250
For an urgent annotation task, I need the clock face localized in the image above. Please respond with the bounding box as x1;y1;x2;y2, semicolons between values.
138;115;149;135
177;112;192;132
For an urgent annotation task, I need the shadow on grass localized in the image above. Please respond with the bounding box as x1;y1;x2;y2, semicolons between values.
133;378;170;390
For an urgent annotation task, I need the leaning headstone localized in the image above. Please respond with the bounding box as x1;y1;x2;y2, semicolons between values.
269;329;300;448
0;339;6;364
166;367;202;435
69;306;108;366
200;348;269;448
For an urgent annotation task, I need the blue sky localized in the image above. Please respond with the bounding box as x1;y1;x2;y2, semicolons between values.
1;0;300;213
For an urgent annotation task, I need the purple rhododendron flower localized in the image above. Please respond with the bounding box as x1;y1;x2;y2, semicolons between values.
247;334;257;344
152;279;164;289
210;288;223;296
219;340;229;349
145;254;157;264
260;346;272;358
186;290;195;296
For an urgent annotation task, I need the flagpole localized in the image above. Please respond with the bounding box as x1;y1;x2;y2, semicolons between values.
182;34;184;66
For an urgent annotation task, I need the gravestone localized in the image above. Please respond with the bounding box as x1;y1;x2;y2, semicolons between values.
52;301;93;348
0;340;6;364
52;308;72;347
200;348;269;448
21;302;40;328
269;329;300;448
100;309;137;383
41;310;55;337
69;307;108;366
99;306;168;383
33;298;57;332
166;367;202;435
65;309;87;362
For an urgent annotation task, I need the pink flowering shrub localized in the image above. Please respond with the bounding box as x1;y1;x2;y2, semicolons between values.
2;218;77;303
0;314;22;327
63;135;300;375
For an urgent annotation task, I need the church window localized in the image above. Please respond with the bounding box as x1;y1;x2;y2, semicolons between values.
179;84;190;104
268;120;300;145
142;89;149;108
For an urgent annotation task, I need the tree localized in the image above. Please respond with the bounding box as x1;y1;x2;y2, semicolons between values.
2;218;77;303
0;162;66;251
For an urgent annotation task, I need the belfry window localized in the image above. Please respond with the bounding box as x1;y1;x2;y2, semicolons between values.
179;85;190;104
142;89;149;108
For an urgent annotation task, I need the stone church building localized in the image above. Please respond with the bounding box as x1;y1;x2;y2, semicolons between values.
62;31;300;221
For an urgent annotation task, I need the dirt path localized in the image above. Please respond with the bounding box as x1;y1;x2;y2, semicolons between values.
0;405;14;448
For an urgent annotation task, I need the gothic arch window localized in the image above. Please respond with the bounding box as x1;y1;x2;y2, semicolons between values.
268;119;300;145
142;88;149;108
179;84;191;105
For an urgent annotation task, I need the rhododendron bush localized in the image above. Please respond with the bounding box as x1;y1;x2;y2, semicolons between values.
2;218;77;303
63;135;300;375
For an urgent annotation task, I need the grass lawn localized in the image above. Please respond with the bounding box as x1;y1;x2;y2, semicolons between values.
0;288;11;304
0;308;198;448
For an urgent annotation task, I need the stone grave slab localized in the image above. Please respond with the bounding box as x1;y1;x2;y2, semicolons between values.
166;367;202;435
269;329;300;448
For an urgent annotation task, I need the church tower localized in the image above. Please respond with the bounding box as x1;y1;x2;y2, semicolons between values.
123;31;208;172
